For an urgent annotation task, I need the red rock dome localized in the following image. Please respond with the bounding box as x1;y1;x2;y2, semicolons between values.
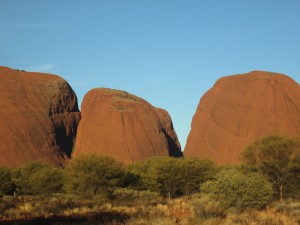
0;66;81;167
184;71;300;164
73;88;182;163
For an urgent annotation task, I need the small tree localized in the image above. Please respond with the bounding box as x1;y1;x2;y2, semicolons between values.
178;158;215;195
12;161;63;195
242;135;300;201
0;167;13;196
64;154;126;196
129;157;215;198
201;167;273;209
128;157;172;194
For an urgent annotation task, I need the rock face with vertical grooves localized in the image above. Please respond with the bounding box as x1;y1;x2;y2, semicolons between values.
0;66;81;167
185;71;300;164
73;88;182;163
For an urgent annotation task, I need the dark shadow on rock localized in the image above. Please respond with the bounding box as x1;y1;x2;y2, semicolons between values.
162;130;183;158
54;126;75;159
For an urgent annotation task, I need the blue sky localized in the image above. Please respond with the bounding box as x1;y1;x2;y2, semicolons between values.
1;1;300;149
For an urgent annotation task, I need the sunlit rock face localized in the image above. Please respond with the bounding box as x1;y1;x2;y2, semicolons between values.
0;66;81;167
185;71;300;164
73;88;182;163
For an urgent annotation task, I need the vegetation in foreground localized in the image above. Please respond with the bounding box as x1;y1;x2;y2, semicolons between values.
0;135;299;224
0;194;299;225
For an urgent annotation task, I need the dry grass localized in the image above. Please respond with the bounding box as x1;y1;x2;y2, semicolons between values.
0;194;299;225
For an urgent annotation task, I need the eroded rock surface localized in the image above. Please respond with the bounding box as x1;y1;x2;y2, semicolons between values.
74;88;181;163
185;71;300;164
0;66;81;167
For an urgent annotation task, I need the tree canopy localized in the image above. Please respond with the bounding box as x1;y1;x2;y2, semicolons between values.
201;167;273;209
64;154;126;196
0;167;13;196
242;135;300;201
12;161;63;195
129;156;215;198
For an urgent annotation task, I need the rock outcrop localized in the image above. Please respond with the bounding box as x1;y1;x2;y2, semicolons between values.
154;108;182;157
0;66;81;167
184;71;300;164
73;88;182;163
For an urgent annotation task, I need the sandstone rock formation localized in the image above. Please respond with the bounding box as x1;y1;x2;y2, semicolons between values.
73;88;182;163
154;108;182;157
0;66;81;167
184;71;300;164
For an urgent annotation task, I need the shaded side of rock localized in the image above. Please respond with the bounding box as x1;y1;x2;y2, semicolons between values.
0;66;81;167
155;108;182;157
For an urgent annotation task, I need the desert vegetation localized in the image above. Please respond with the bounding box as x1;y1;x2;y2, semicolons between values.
242;135;300;201
0;135;299;224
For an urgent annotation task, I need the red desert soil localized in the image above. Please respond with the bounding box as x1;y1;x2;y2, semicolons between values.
184;71;300;164
0;66;81;167
73;88;182;163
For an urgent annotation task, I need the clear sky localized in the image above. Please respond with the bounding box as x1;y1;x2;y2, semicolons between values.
1;1;300;150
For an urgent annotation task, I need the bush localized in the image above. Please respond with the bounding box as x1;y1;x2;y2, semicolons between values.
0;167;13;196
177;157;215;195
242;135;300;201
64;154;126;196
129;157;215;198
128;157;171;193
201;167;273;209
129;157;182;197
12;161;63;195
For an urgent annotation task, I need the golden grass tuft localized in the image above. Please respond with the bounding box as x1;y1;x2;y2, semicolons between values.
0;194;299;225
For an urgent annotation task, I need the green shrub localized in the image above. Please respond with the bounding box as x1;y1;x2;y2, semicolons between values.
0;167;13;196
177;157;216;195
201;167;273;209
129;157;215;198
64;154;126;196
12;161;63;195
242;135;300;201
129;157;181;197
